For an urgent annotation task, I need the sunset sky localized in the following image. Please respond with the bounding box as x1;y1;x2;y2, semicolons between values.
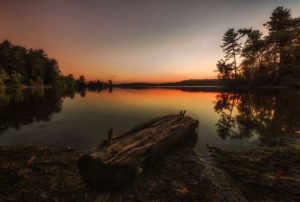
1;0;300;83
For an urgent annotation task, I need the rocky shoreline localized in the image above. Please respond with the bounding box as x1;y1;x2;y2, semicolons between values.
1;142;299;201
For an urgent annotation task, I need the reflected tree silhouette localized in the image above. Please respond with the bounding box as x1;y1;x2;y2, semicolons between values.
79;89;86;97
0;88;76;134
214;91;300;146
214;92;240;139
0;87;115;135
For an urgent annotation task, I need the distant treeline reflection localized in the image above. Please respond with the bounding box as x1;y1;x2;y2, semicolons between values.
0;87;114;134
214;91;300;146
0;88;73;134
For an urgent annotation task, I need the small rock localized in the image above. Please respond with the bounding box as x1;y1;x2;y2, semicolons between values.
27;155;36;165
175;186;188;197
17;168;32;176
41;192;48;198
66;145;73;151
136;166;143;175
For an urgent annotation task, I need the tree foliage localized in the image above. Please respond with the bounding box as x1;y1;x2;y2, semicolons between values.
220;28;241;79
217;7;300;87
0;40;60;87
0;40;111;90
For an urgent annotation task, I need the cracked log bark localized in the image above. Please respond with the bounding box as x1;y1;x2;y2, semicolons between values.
77;115;199;189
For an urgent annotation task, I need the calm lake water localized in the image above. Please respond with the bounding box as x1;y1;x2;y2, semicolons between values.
0;87;299;157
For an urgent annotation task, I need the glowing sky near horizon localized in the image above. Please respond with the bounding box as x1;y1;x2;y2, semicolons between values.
0;0;300;82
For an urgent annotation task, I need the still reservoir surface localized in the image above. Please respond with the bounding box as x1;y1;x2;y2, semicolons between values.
0;87;299;157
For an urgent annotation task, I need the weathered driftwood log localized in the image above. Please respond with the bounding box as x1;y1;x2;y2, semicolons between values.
77;115;199;189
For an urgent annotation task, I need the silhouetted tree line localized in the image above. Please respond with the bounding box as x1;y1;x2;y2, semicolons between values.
217;7;300;87
117;79;221;88
0;40;112;90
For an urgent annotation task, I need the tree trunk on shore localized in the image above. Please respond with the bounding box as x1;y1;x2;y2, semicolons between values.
77;114;199;189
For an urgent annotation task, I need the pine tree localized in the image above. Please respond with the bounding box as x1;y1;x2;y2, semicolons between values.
221;28;241;79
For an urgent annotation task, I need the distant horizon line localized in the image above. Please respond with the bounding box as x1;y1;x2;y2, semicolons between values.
85;78;218;84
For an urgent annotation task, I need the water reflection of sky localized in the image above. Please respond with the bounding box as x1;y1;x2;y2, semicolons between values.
1;88;299;158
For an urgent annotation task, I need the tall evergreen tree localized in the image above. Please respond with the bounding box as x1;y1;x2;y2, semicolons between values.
264;7;293;66
221;28;241;79
238;28;264;80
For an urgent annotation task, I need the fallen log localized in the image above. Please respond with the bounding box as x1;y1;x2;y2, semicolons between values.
77;114;199;189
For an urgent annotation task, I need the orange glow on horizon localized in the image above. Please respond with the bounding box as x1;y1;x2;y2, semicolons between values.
9;39;216;83
58;56;217;83
2;1;299;83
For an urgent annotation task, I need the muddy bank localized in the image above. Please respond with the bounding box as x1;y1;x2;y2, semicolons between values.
96;147;246;202
0;146;90;201
0;145;245;202
1;143;300;201
209;145;300;202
